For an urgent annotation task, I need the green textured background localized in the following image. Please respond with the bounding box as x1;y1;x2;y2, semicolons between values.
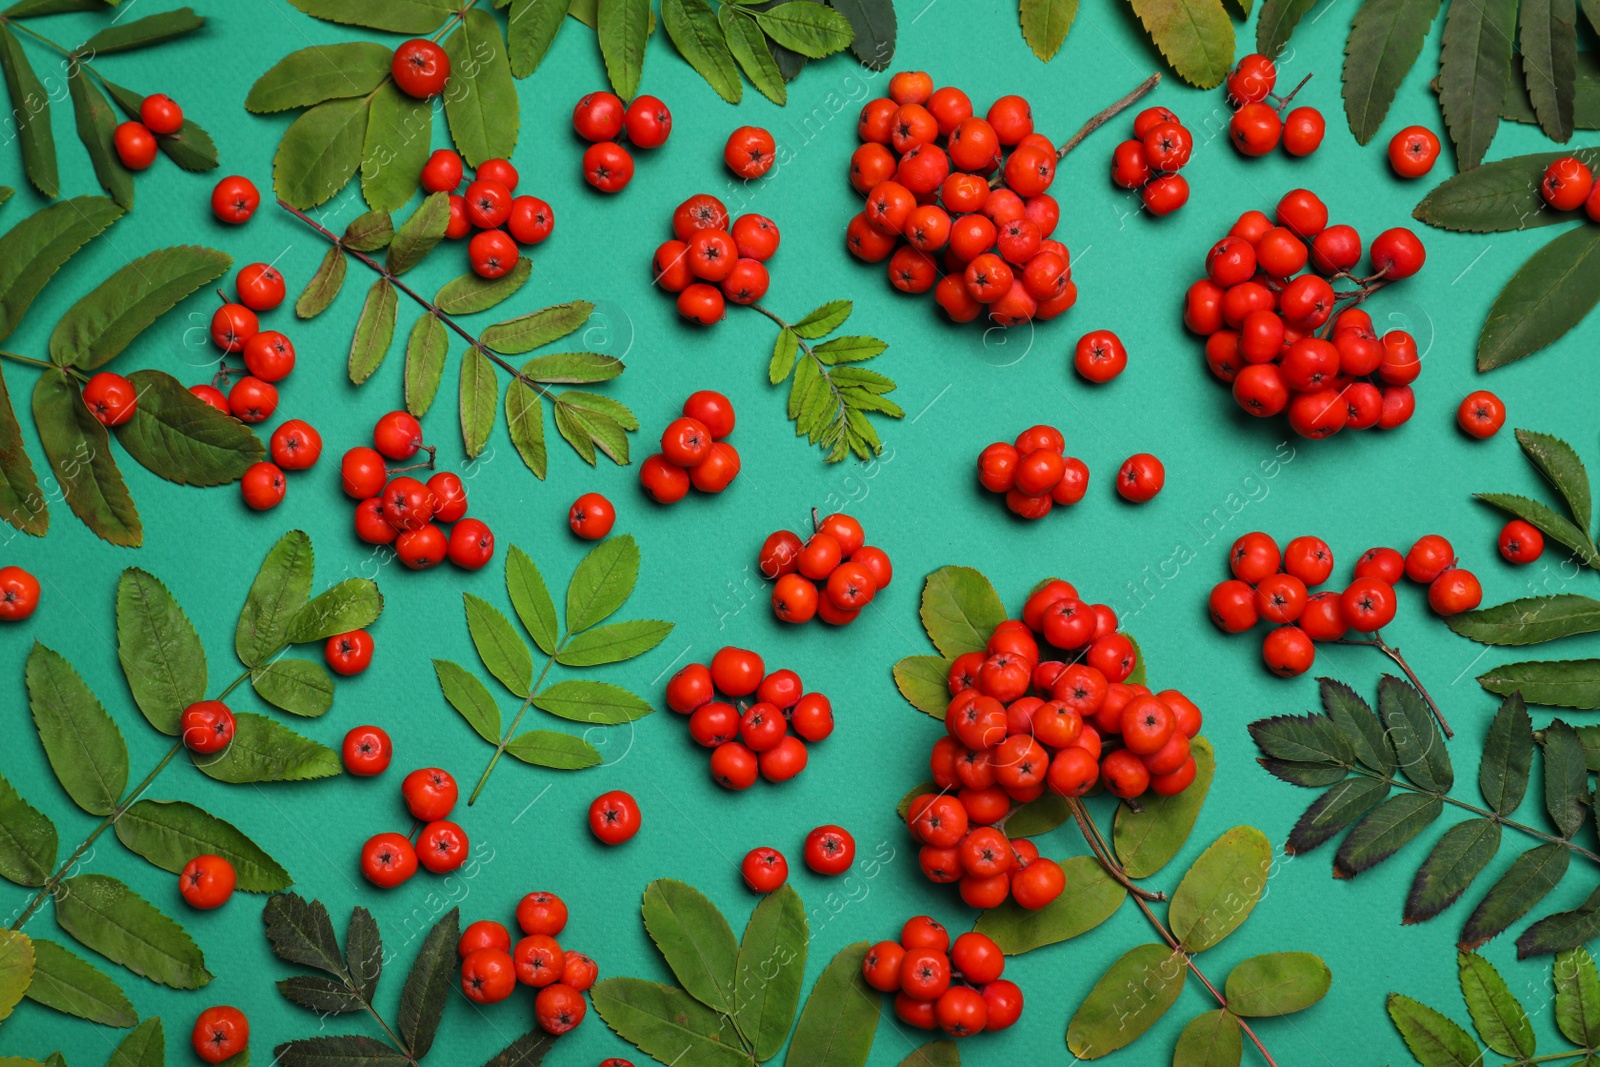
1;0;1598;1063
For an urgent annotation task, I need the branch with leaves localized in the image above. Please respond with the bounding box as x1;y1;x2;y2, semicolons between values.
0;2;218;204
0;531;370;1037
1018;0;1242;89
1414;149;1600;370
283;195;637;478
434;534;671;804
1251;677;1600;957
0;196;263;546
1444;428;1600;709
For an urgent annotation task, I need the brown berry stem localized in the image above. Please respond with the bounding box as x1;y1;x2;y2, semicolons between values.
1335;631;1454;738
1272;72;1314;111
1065;797;1165;902
386;445;439;476
1056;72;1163;160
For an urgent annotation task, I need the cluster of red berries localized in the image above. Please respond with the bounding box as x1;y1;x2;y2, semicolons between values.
1109;105;1194;217
1539;155;1600;220
639;391;742;500
758;511;892;626
573;91;672;194
110;92;186;172
651;195;780;324
1224;54;1325;158
665;647;834;789
421;151;553;279
1210;531;1483;677
976;424;1089;519
455;891;598;1038
863;919;1022;1038
912;581;1204;910
0;566;40;621
739;825;859;891
339;411;496;571
358;767;470;888
1187;190;1428;437
846;70;1076;326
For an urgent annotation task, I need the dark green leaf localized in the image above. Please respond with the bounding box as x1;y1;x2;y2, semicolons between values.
919;565;1006;658
0;363;46;536
286;0;455;32
277;973;364;1014
1288;775;1391;854
1334;793;1442;878
505;730;602;769
505;378;547;479
1502;59;1600;126
68;66;132;210
79;8;203;53
275;1036;411;1067
481;301;593;354
1479;494;1599;565
195;712;340;784
642;879;738;1014
1248;713;1353;765
460;346;498;458
1521;0;1578;141
114;370;265;486
362;82;432;215
783;942;878;1067
754;1;853;57
1068;943;1186;1057
24;938;135;1027
252;658;335;718
1518;882;1600;955
246;43;393;113
1555;946;1600;1045
1259;759;1348;786
1450;594;1600;645
296;246;347;318
348;905;382;1002
236;530;313;668
1520;428;1592;531
1387;993;1483;1066
273;96;369;210
1404;818;1502;924
1256;0;1317;56
830;0;895;67
1457;951;1535;1059
598;0;652;99
1415;146;1600;231
0;25;57;196
348;278;398;385
1379;675;1453;792
734;884;806;1058
1170;826;1272;951
404;313;448;417
288;579;383;643
344;210;394;252
3;0;110;14
973;855;1125;953
1479;658;1600;709
26;642;127;816
464;593;534;697
478;1030;557;1067
567;534;639;633
116;566;205;736
1172;1009;1242;1067
1114;736;1216;877
1478;227;1600;371
892;655;950;718
533;680;652;724
721;7;786;104
508;0;569;77
0;196;122;343
55;874;210;988
1004;794;1070;837
114;800;290;891
1542;720;1589;836
506;546;559;655
441;10;518;167
1224;952;1332;1016
397;909;457;1058
556;619;671;667
1343;0;1444;142
436;260;530;315
1019;0;1077;61
592;978;752;1067
896;1042;959;1067
663;0;741;103
0;771;54;886
387;192;451;276
434;659;502;744
53;246;229;368
1480;691;1533;814
261;891;344;975
1461;842;1571;949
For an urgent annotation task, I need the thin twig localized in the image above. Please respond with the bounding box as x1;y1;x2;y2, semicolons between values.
1065;797;1164;902
1336;631;1453;738
1058;72;1162;159
1271;72;1314;110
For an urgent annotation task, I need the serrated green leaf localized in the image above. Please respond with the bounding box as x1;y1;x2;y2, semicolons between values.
195;712;340;784
68;66;132;210
460;346;498;459
1555;946;1600;1045
236;530;313;669
769;328;799;384
1518;428;1593;530
52;245;228;370
1248;713;1354;765
663;0;741;102
1379;674;1453;792
1479;658;1600;709
1519;883;1600;955
24;938;136;1027
506;546;559;654
973;855;1125;953
1114;737;1216;877
519;351;622;385
504;730;602;769
1343;0;1443;142
508;0;569;77
1405;818;1502;924
555;402;595;463
114;800;290;891
793;300;851;338
1415;146;1600;232
919;565;1007;659
734;884;806;1058
1450;594;1600;645
1224;952;1331;1016
505;379;548;479
273;95;369;210
831;0;895;68
1020;0;1078;61
435;259;530;315
892;656;951;718
1457;951;1535;1058
116;566;204;736
784;942;877;1067
1438;0;1515;169
567;534;639;633
397;909;457;1059
0;25;57;196
592;978;752;1067
26;643;127;816
533;680;652;724
721;7;786;104
642;879;738;1015
1256;0;1316;53
348;278;398;385
261;891;344;975
362;81;433;215
344;210;394;251
481;301;593;354
1068;943;1186;1057
286;0;456;32
387;192;451;275
0;771;54;887
1387;993;1483;1067
246;43;393;113
0;926;30;1023
598;0;652;99
296;246;347;319
1127;0;1233;88
79;7;203;53
1461;843;1571;949
1319;680;1394;774
1477;227;1600;371
754;1;853;57
252;658;335;718
276;1036;410;1067
1521;0;1578;141
114;370;265;487
441;10;518;166
434;659;502;744
0;196;121;343
464;593;533;697
1287;776;1391;854
1334;792;1442;877
288;579;383;643
556;619;671;667
814;335;887;364
1170;826;1271;951
0;363;45;537
1259;759;1348;786
55;874;210;989
1542;720;1589;836
405;312;448;417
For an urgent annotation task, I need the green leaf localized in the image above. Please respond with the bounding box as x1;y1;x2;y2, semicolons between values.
1555;946;1600;1045
892;655;951;718
793;301;851;339
345;210;395;252
896;1042;959;1067
505;730;602;769
735;885;807;1059
1387;993;1483;1067
0;929;31;1022
1259;759;1348;786
769;327;799;384
1450;594;1600;646
567;534;639;633
1405;818;1503;924
288;579;383;643
1114;736;1216;877
662;0;741;103
1378;674;1452;792
1003;794;1070;837
55;873;210;989
1519;881;1600;956
460;346;498;459
388;192;452;276
79;8;203;53
261;891;344;974
114;800;290;891
973;855;1125;953
598;0;652;99
642;879;738;1015
754;1;853;57
107;1017;164;1067
1288;776;1391;853
236;530;314;668
67;66;132;210
348;278;398;386
436;259;531;315
404;313;448;417
919;565;1006;658
721;7;786;104
278;973;364;1014
481;301;593;354
1415;146;1600;231
1519;428;1593;529
831;0;896;68
26;643;127;817
1479;692;1534;815
521;352;623;384
252;658;335;718
3;0;110;14
286;0;456;32
1479;658;1600;709
508;0;569;77
1438;0;1517;170
1479;493;1599;566
1172;1009;1242;1067
0;196;121;343
464;593;534;697
276;1036;411;1067
273;95;369;210
0;25;56;196
1247;713;1354;765
1521;0;1578;141
441;10;519;167
246;42;393;113
434;659;502;744
814;336;887;365
52;245;228;370
505;378;548;479
0;771;55;886
478;1030;558;1067
0;364;45;536
565;405;630;466
1457;951;1535;1058
557;619;672;667
296;246;347;318
1255;0;1317;55
1343;0;1444;142
362;82;433;215
397;909;457;1059
1127;0;1233;87
784;942;878;1067
24;938;136;1027
1334;792;1442;877
533;680;652;724
1461;843;1571;949
592;978;753;1067
1224;952;1331;1016
1170;826;1272;951
1543;720;1590;836
195;712;341;784
1067;943;1186;1057
506;546;560;655
1019;0;1077;60
114;370;265;487
1478;227;1600;371
114;567;204;738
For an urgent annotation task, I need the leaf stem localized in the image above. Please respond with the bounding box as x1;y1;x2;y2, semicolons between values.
747;301;850;431
1334;632;1453;738
1064;798;1164;902
0;350;57;372
467;643;564;806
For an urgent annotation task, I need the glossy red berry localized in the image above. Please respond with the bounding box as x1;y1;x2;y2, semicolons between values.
113;121;157;169
1116;453;1164;502
236;263;285;311
517;892;569;936
191;1006;248;1065
507;196;555;245
1499;519;1544;564
81;372;137;427
803;824;855;875
623;94;673;147
1457;390;1506;438
0;567;40;622
589;790;641;844
461;948;516;1004
210;303;258;352
421;148;464;193
340;447;387;499
725;126;777;179
270;419;321;470
341;725;392;776
1541;156;1594;210
573;91;626;141
401;767;458;821
469;229;519;279
417;819;469;873
742;846;788;892
181;700;235;754
243;331;296;382
1282;108;1325;155
569;492;616;539
448;518;495;569
211;176;260;224
392;39;451;98
582;141;634;193
360;832;417;888
1388;126;1440;178
325;629;374;676
179;854;236;909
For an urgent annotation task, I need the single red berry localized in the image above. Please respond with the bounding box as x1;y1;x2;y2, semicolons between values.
270;419;321;470
1541;156;1595;210
113;121;157;169
243;330;296;382
1282;108;1326;156
401;767;458;821
1457;390;1506;438
421;148;464;193
568;492;616;539
236;263;286;311
210;302;259;352
507;195;555;245
181;700;235;754
582;141;634;193
461;948;516;1004
426;471;467;522
179;854;236;909
392;38;451;98
189;384;228;413
640;453;691;502
1073;330;1127;383
140;93;184;135
1428;568;1483;616
1116;453;1165;502
81;371;138;427
1499;519;1544;564
517;891;568;936
469;229;519;279
561;952;598;992
341;725;392;776
589;790;641;844
742;846;788;892
803;824;855;876
228;377;277;424
340;446;387;499
1406;534;1455;583
1227;53;1277;105
534;983;586;1035
191;1006;248;1065
417;819;469;873
623;94;672;147
360;832;417;888
325;629;374;676
573;91;626;141
211;176;260;224
725;126;777;179
0;567;40;622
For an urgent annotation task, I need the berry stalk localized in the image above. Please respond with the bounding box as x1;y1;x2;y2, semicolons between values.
989;71;1163;188
1335;632;1454;738
467;643;562;806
